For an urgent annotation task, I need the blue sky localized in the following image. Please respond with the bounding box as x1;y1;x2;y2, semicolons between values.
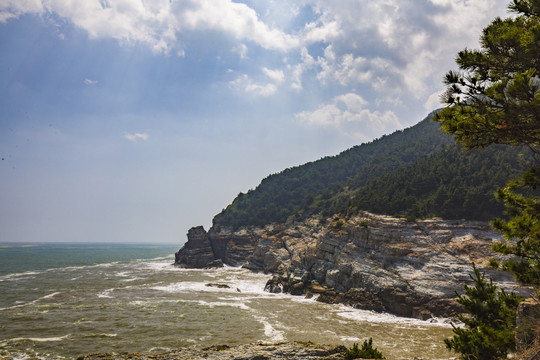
0;0;510;244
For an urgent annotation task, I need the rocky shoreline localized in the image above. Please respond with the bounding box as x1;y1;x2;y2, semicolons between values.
79;342;348;360
175;212;530;320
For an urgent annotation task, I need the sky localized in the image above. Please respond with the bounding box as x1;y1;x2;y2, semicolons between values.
0;0;511;245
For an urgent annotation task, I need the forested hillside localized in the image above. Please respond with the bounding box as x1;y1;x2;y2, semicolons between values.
212;112;533;228
337;144;530;221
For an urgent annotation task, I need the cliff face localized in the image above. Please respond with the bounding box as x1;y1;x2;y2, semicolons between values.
175;226;259;268
175;213;528;319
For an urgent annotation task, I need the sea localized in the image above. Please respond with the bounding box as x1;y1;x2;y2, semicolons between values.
0;243;455;360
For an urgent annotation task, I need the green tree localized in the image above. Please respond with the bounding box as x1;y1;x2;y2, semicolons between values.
435;0;540;286
492;167;540;286
345;338;384;360
445;265;523;360
436;0;540;151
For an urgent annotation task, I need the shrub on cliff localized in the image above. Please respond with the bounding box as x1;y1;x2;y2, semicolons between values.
445;265;523;360
345;338;384;359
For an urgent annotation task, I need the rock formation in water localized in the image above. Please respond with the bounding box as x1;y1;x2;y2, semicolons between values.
175;212;528;319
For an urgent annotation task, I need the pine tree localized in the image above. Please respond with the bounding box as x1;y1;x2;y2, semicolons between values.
445;265;523;360
435;0;540;286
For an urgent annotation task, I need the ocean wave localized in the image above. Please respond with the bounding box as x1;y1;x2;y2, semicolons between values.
193;299;252;311
96;288;115;298
0;291;62;311
0;270;43;282
333;304;452;328
82;333;117;338
6;334;71;342
253;315;285;342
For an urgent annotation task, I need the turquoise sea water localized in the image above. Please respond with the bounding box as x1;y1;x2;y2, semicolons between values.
0;243;454;360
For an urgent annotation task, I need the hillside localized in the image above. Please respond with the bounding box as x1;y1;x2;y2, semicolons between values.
213;112;533;229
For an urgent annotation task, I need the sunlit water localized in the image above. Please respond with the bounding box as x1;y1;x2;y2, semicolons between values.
0;243;454;360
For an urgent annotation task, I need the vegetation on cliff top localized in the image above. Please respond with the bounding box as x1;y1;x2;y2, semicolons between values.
213;113;533;229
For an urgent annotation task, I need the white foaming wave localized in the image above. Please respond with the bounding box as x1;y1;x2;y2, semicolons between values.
141;260;195;272
8;334;71;342
0;270;43;282
152;281;224;294
151;277;275;297
97;288;115;298
0;351;51;360
0;261;124;282
209;267;273;295
253;315;285;342
82;333;118;338
334;304;452;328
41;291;60;300
44;262;120;273
340;336;362;342
194;299;251;311
0;292;63;311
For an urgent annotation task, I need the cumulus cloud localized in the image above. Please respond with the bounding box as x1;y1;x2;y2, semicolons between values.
0;0;511;111
0;0;298;53
124;132;149;142
262;67;285;84
0;0;43;23
295;0;509;100
296;93;402;140
177;0;299;51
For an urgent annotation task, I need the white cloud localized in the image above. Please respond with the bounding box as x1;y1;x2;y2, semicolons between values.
232;43;248;59
296;93;402;140
0;0;299;54
229;74;278;97
317;45;371;86
424;88;445;112
0;0;43;23
295;0;509;101
229;66;286;97
290;47;317;90
262;67;285;84
177;0;299;51
84;78;98;85
124;132;149;142
0;0;511;114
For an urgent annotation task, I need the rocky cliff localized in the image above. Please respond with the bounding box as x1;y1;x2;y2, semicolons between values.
175;212;529;319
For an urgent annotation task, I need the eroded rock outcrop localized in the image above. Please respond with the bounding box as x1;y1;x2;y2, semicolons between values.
175;226;258;268
175;213;530;319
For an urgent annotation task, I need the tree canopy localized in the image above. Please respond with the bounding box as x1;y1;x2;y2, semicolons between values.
436;0;540;152
435;0;540;287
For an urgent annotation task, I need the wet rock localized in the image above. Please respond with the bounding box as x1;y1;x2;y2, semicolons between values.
264;277;284;293
205;283;231;289
175;227;216;268
203;259;224;269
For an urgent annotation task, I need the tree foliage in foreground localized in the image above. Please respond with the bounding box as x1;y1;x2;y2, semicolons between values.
435;0;540;287
445;265;523;360
345;338;384;360
492;167;540;286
